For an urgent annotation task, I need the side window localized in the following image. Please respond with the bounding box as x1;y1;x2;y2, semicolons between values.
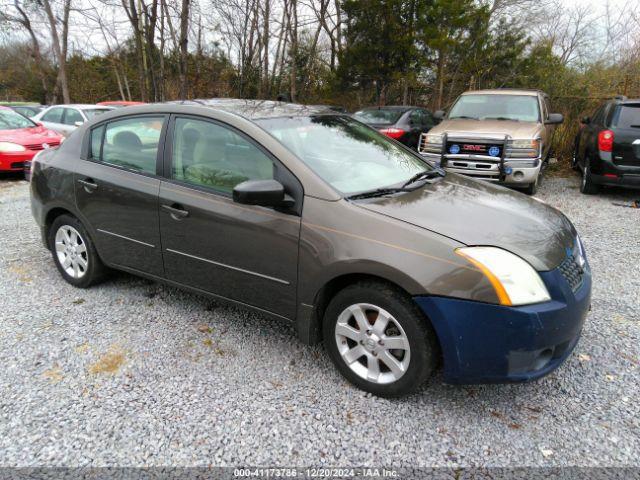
90;124;105;160
409;110;421;126
42;107;64;123
421;109;434;127
100;116;164;174
63;108;84;126
542;97;550;120
592;104;607;125
171;117;274;194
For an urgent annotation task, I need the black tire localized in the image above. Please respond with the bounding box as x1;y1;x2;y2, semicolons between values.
580;161;599;195
48;214;107;288
571;143;580;171
322;281;438;397
522;173;539;195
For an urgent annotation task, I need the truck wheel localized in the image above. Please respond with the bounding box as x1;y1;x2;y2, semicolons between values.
523;175;539;195
580;162;600;194
323;281;438;397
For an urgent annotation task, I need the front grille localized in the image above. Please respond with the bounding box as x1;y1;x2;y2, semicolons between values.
25;142;60;151
558;255;584;292
10;162;25;169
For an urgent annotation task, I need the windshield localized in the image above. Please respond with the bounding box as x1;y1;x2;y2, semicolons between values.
256;115;431;195
448;94;540;122
353;109;405;125
611;104;640;128
84;109;111;119
0;109;36;130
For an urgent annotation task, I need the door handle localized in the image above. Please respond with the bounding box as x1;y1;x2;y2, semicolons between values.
162;204;189;220
77;178;98;192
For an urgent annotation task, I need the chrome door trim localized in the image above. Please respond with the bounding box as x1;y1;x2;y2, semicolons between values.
96;228;156;248
165;248;290;285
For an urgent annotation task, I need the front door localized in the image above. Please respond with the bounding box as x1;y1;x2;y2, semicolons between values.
74;115;167;276
158;116;301;318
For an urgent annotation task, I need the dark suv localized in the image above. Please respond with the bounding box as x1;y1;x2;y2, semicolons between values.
573;96;640;193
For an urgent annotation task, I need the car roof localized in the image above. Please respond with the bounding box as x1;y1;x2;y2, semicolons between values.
357;105;416;112
461;89;540;97
46;104;114;110
165;98;335;119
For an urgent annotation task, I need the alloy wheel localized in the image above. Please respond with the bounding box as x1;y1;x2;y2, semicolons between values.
334;303;411;384
54;225;89;279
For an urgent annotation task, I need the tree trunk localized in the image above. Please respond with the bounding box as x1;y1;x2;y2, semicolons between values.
178;0;191;99
41;0;71;103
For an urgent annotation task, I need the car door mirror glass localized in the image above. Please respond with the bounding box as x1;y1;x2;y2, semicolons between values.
74;121;84;127
233;179;293;208
434;110;445;120
545;113;564;125
580;116;591;125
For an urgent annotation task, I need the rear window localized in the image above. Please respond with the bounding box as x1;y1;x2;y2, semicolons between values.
353;109;405;125
611;105;640;128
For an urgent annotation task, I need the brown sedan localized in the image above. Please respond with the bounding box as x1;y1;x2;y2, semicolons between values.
30;99;591;397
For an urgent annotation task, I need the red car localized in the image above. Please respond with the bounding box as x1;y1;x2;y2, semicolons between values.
96;101;146;108
0;106;65;172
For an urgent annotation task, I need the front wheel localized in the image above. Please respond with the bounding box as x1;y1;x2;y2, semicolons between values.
323;282;438;397
522;173;540;195
48;214;106;288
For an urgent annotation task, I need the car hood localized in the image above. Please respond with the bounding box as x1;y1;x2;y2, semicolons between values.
0;125;64;145
354;174;576;271
430;118;542;139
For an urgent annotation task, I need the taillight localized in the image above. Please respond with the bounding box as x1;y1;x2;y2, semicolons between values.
598;130;614;152
379;128;405;140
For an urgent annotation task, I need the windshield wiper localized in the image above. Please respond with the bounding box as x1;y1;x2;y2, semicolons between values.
347;187;415;200
450;115;478;120
484;116;519;121
402;169;445;188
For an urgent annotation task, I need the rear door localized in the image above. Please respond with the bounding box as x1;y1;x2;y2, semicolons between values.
158;115;301;318
610;103;640;168
61;108;85;134
74;114;167;276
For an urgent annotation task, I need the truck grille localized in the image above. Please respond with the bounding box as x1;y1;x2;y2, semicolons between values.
558;255;584;293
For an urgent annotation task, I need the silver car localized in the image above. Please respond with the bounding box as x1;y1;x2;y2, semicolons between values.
33;104;113;136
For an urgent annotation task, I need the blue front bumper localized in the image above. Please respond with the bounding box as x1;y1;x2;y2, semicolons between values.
415;266;592;384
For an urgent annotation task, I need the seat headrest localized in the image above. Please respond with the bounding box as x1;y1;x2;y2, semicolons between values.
113;131;142;151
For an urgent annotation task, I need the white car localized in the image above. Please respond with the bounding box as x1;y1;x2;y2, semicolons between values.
33;104;114;136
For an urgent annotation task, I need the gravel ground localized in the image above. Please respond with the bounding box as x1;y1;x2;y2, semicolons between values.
0;174;638;469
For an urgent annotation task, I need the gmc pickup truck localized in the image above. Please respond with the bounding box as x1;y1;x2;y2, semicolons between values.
418;89;563;194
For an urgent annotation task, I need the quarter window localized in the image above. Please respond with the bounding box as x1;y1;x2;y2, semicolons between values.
171;117;274;194
97;116;164;174
90;125;105;159
42;107;64;123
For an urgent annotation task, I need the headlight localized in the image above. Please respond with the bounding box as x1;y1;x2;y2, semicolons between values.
506;138;540;158
0;142;27;152
425;133;443;144
456;246;551;306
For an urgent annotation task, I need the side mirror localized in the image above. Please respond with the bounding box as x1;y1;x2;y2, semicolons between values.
545;113;564;125
580;116;591;125
74;121;84;127
433;110;445;121
233;179;294;208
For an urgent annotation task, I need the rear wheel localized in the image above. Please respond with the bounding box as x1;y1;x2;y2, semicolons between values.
580;162;600;194
48;214;106;288
323;282;438;397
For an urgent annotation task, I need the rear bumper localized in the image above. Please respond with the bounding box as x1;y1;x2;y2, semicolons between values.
590;153;640;188
415;266;591;384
